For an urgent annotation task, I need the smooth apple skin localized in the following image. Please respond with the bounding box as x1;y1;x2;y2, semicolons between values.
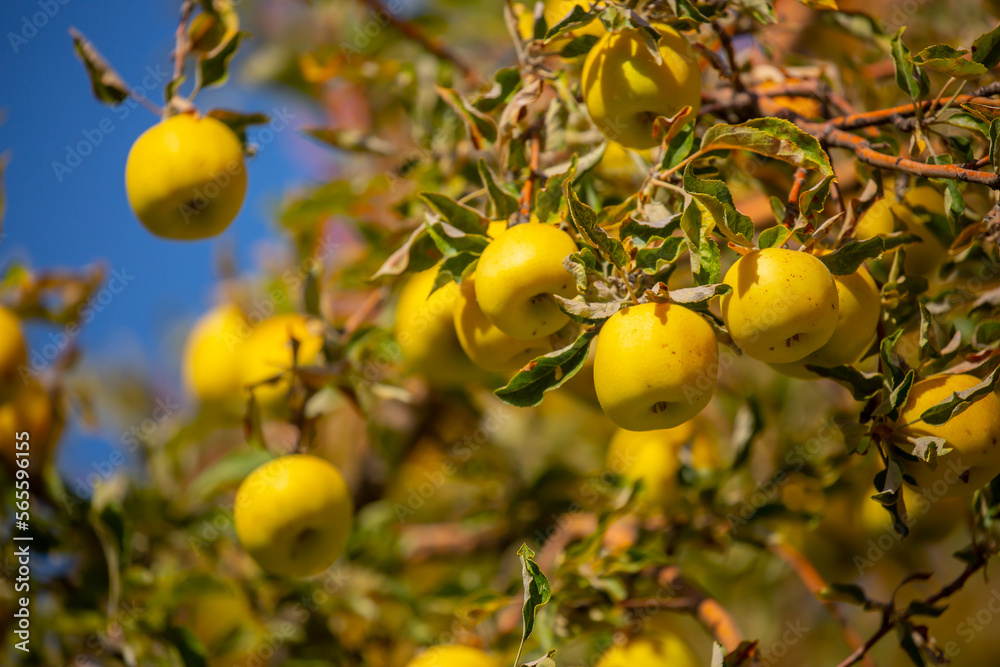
406;645;500;667
853;186;948;276
607;419;720;506
475;223;578;340
721;248;839;364
126;114;246;240
395;267;480;387
234;454;353;578
594;303;718;431
894;374;1000;499
0;380;57;474
183;303;249;403
453;277;553;373
770;264;881;379
240;313;325;404
596;634;701;667
582;25;701;149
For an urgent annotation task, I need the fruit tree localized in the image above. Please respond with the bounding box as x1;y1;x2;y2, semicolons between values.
7;0;1000;665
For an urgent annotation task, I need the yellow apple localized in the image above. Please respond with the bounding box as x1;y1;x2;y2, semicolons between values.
853;186;948;276
0;380;57;474
475;223;578;339
0;306;27;401
395;268;480;387
182;587;254;651
770;263;880;378
453;277;553;373
234;454;353;577
893;374;1000;498
721;248;839;364
125;113;246;240
240;313;325;404
406;645;500;667
183;304;250;404
596;141;653;185
606;418;720;506
582;24;701;149
596;634;700;667
593;303;718;431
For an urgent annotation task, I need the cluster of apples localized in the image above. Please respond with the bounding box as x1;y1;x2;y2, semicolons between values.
0;308;58;475
183;306;355;578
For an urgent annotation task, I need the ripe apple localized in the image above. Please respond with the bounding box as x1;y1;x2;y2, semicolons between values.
234;454;353;577
475;223;578;339
893;373;1000;498
406;645;499;667
593;302;718;431
240;313;325;404
582;24;701;149
0;380;57;474
0;306;27;401
721;248;839;364
395;267;480;387
596;634;700;667
125;113;246;240
183;303;250;404
770;263;880;379
853;186;948;276
596;141;653;185
453;277;554;373
606;418;720;506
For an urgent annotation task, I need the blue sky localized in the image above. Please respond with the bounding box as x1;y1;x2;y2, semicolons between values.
0;1;333;480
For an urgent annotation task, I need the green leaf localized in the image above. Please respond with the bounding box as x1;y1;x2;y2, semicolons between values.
371;225;440;279
799;174;835;225
302;128;396;156
437;86;497;148
668;283;731;304
516;544;552;652
682;165;755;248
199;31;247;90
891;28;930;100
162;626;208;667
521;650;558;667
434;252;479;289
477;159;519;220
536;158;576;223
990;119;1000;174
425;221;490;258
70;28;130;105
699;118;833;176
912;44;988;80
418;192;488;235
496;332;595;407
681;199;721;285
758;225;793;249
880;328;908;389
636;236;687;274
207;109;270;147
919;364;1000;425
818;233;922;275
874;369;915;421
620;211;683;244
819;583;875;608
187;448;275;502
559;34;601;58
805;365;884;400
553;295;626;324
972;23;1000;69
733;0;777;24
662;125;695;171
544;3;595;40
473;67;522;113
563;182;629;272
